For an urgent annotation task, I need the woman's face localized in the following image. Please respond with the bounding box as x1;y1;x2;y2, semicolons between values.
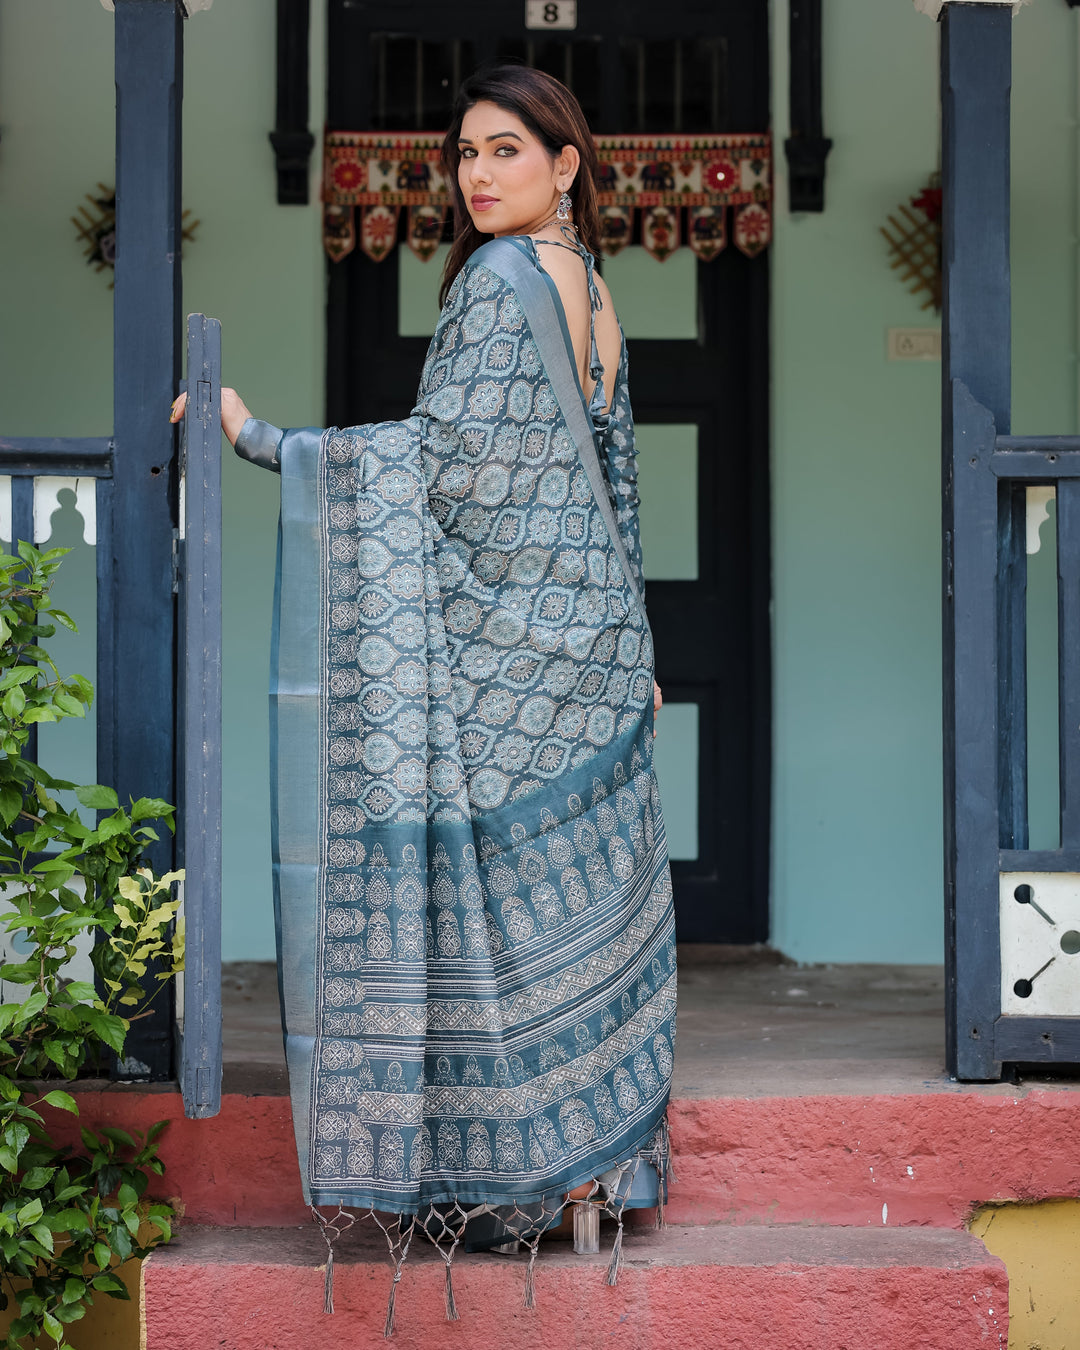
457;100;577;238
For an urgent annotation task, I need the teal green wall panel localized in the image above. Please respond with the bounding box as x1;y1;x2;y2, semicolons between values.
0;0;327;961
652;702;698;861
399;244;449;336
602;247;698;340
770;0;1078;963
770;0;943;963
183;0;327;962
637;423;698;581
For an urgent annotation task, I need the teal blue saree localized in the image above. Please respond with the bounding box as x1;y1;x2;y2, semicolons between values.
237;234;675;1315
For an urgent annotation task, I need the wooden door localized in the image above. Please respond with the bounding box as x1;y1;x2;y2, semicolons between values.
326;0;771;943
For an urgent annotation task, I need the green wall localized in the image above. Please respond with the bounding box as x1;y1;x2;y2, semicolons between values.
769;0;1078;961
1;0;1076;963
0;0;324;960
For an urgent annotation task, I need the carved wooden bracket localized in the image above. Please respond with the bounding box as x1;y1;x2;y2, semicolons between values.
785;0;832;212
271;0;315;205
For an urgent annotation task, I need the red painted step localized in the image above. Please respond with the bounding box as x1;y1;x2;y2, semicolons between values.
143;1222;1007;1350
51;1084;1080;1230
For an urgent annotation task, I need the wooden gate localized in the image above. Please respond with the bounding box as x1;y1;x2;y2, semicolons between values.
943;1;1080;1079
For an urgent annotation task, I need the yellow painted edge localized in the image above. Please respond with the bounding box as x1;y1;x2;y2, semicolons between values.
140;1250;151;1350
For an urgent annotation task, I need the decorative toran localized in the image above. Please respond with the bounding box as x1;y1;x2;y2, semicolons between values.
322;131;772;264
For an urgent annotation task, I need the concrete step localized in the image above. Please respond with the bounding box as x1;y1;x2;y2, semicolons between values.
54;1083;1080;1229
142;1222;1007;1350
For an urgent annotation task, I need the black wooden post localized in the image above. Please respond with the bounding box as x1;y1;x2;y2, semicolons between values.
785;0;832;211
108;0;184;1079
270;0;315;204
941;2;1013;1081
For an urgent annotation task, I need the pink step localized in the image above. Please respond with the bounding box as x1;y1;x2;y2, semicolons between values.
53;1085;1080;1229
143;1222;1006;1350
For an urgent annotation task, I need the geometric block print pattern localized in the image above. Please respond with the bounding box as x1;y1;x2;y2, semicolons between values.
323;257;654;826
309;244;675;1211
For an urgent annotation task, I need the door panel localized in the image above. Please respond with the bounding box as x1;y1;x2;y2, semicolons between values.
326;0;770;944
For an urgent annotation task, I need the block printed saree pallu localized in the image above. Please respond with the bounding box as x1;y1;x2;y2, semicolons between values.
236;235;676;1318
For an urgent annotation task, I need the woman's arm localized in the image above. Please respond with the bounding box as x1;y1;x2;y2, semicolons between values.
169;387;254;447
170;387;284;471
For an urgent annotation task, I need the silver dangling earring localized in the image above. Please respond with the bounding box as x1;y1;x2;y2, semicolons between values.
556;191;573;221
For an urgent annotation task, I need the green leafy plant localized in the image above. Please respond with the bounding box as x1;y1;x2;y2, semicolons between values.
0;544;184;1348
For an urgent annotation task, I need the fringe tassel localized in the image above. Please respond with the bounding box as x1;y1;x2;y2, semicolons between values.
523;1243;540;1310
606;1219;624;1287
384;1271;401;1339
324;1244;335;1315
444;1262;459;1322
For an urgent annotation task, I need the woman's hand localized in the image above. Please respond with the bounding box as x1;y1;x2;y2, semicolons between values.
169;387;254;448
653;681;662;717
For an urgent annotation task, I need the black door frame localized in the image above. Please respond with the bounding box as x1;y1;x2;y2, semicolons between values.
323;0;771;946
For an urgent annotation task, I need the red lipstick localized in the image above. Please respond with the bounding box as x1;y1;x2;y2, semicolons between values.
471;195;498;211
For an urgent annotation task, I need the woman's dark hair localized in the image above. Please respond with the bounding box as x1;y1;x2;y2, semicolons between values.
439;64;601;306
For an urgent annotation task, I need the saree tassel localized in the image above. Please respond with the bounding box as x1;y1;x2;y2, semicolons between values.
606;1219;624;1287
662;1116;677;1185
523;1243;540;1310
323;1244;335;1315
443;1261;459;1322
384;1270;401;1339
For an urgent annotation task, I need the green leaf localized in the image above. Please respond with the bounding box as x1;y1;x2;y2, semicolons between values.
15;1199;43;1226
95;815;131;841
129;797;175;823
0;666;39;691
61;1278;86;1305
16;989;48;1022
28;1222;54;1254
90;1272;126;1295
41;1090;78;1115
0;783;21;828
59;980;97;1002
49;609;78;633
20;1166;54;1189
74;784;119;811
4;1122;29;1156
42;1310;62;1341
47;1208;90;1233
80;1007;127;1054
1;685;26;719
52;691;85;717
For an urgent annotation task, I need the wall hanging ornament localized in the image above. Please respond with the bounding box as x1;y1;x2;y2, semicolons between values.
880;175;942;312
322;132;771;263
72;184;200;287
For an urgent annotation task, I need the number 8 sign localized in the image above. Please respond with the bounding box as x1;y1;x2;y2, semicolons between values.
525;0;577;29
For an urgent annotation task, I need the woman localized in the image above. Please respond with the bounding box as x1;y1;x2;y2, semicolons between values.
173;64;675;1323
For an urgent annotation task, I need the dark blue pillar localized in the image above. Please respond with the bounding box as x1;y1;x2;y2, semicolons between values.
108;0;184;1079
941;2;1013;1081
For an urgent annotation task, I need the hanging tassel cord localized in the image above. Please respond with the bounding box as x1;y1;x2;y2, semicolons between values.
599;1167;631;1288
324;1244;335;1315
416;1203;468;1323
443;1261;459;1322
311;1205;357;1316
522;1234;543;1310
384;1265;403;1339
370;1212;416;1340
606;1216;624;1287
